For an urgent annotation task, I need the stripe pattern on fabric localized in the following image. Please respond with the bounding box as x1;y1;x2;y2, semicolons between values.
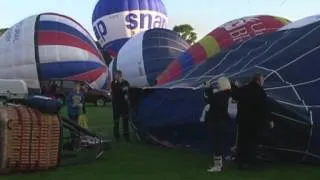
36;13;108;89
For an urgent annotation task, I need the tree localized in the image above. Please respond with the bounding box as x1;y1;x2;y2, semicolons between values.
173;24;197;45
0;28;8;37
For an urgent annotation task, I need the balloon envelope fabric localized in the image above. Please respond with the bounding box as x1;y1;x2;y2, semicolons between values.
109;28;190;87
92;0;168;57
0;13;109;91
128;20;320;164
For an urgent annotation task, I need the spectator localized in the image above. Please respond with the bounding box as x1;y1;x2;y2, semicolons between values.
81;83;88;114
66;82;85;150
232;74;274;170
79;83;89;129
111;70;130;142
50;81;58;94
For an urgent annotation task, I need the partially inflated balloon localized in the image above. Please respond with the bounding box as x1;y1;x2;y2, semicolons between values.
157;15;290;85
0;13;109;90
110;28;189;87
279;15;320;31
129;20;320;164
92;0;168;57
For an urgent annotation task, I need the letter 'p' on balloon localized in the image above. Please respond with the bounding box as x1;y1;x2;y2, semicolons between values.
92;0;168;57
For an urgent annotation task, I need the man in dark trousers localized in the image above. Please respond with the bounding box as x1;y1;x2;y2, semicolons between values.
232;74;274;169
203;77;233;172
111;70;130;142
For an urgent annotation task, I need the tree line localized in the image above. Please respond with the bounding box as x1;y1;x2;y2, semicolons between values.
0;28;8;36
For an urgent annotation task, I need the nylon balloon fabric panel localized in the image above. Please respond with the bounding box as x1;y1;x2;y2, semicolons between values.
157;15;290;85
129;20;320;164
37;13;109;89
111;28;190;87
92;0;168;57
279;14;320;31
0;13;109;90
0;15;41;89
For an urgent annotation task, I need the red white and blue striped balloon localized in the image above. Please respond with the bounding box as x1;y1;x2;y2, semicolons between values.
0;13;109;90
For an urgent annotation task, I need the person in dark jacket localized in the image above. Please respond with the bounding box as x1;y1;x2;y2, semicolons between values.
111;70;130;141
232;74;274;169
204;77;233;172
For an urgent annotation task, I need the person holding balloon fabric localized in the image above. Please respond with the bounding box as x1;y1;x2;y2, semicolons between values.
203;77;233;173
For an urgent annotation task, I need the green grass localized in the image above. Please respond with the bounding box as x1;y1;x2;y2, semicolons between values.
1;104;320;180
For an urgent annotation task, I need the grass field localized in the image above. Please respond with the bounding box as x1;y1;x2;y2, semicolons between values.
1;104;320;180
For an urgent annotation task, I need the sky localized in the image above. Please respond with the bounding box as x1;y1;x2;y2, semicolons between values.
2;0;320;40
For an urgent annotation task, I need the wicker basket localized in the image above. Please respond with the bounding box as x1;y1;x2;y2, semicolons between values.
0;105;61;174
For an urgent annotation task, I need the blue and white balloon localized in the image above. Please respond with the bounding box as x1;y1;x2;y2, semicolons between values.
110;28;190;87
92;0;168;57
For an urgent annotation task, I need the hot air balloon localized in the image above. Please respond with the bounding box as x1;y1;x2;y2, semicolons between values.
92;0;168;57
109;28;190;87
0;13;109;91
157;15;290;85
129;18;320;164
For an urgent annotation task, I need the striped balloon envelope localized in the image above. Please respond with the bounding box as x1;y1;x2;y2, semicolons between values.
0;13;109;90
157;15;291;85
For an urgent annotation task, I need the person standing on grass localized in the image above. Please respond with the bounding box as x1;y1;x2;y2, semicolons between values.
203;77;233;173
66;82;85;150
111;70;131;142
81;83;88;115
79;83;89;129
232;74;274;170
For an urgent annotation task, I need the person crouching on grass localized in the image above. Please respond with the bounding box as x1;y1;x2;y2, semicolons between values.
204;77;233;173
67;82;85;150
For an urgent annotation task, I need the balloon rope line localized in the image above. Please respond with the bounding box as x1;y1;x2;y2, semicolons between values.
173;27;292;85
271;112;309;125
190;31;292;89
256;65;314;162
239;31;292;72
168;24;320;90
206;26;318;86
194;42;247;82
302;110;313;161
